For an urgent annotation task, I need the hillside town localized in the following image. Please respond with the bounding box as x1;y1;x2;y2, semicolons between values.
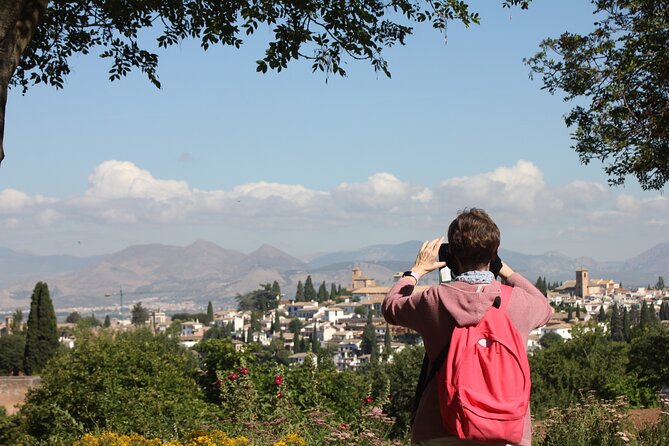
3;267;667;372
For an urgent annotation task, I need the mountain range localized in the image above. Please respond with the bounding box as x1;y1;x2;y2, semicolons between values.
0;240;667;312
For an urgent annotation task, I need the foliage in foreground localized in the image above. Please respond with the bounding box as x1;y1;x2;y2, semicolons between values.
530;325;669;417
18;329;213;443
538;395;669;446
3;323;668;445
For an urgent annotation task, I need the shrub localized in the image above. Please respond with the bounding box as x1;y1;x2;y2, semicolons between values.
21;329;214;443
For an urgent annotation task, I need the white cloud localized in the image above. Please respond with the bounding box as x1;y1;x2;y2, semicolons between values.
1;159;667;258
229;182;325;207
333;172;426;211
439;160;545;212
86;160;191;201
0;189;53;213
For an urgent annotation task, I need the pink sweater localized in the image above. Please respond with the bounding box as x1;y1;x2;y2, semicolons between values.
382;273;553;446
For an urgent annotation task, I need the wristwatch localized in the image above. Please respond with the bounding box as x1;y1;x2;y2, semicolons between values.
402;271;420;282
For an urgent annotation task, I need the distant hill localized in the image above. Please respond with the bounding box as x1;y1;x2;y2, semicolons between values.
0;240;666;311
308;241;422;268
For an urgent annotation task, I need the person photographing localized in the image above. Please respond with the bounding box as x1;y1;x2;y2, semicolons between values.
383;208;552;446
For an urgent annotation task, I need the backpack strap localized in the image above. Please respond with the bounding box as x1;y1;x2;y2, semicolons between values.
498;284;513;311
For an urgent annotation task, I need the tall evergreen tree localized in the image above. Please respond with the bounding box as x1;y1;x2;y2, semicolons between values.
576;305;581;320
317;281;329;302
361;309;378;357
330;283;338;300
655;276;665;290
311;319;319;354
103;314;111;328
383;323;392;362
609;304;623;342
648;302;658;325
535;277;547;297
272;280;281;297
566;306;573;322
304;275;316;301
660;301;669;321
640;301;651;329
622;306;631;342
289;319;302;353
337;284;342;295
295;281;304;301
629;305;641;326
206;301;214;325
272;309;281;334
597;306;607;323
23;282;59;375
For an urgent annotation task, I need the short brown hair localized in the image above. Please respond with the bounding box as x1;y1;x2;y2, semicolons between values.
447;208;500;271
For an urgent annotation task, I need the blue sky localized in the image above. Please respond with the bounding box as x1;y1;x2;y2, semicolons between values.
1;1;667;261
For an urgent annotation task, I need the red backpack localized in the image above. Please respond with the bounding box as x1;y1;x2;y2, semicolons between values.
436;284;530;444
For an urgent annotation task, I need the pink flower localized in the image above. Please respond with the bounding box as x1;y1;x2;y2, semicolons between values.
238;367;249;375
340;423;348;429
277;391;284;399
275;375;283;386
362;395;373;404
228;373;239;380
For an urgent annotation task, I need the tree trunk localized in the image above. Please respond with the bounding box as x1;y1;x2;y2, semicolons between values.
0;0;47;165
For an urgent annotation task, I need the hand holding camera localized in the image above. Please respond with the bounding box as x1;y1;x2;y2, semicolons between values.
410;237;447;279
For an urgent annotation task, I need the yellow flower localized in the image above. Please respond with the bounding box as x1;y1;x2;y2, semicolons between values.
272;433;306;446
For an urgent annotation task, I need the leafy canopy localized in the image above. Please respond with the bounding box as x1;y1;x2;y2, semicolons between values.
526;0;669;190
15;0;530;94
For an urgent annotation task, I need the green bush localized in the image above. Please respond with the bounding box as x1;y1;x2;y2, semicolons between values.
538;396;632;446
20;328;214;443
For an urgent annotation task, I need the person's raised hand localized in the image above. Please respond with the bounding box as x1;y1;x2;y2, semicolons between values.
411;237;447;279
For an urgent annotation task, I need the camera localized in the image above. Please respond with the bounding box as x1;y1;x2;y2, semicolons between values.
438;243;455;283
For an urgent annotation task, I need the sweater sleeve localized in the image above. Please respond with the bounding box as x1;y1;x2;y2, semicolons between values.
506;273;553;329
382;277;437;333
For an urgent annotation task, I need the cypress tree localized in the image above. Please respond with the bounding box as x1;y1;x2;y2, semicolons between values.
361;309;378;356
383;323;392;362
330;283;338;299
23;282;59;375
311;319;319;353
660;301;669;321
290;320;302;353
576;305;581;319
272;280;281;297
206;301;214;325
622;306;631;342
535;277;547;296
597;306;606;323
337;284;342;294
567;306;573;322
103;315;111;328
272;309;281;334
304;275;316;301
295;281;304;301
610;304;623;341
629;305;640;326
640;301;651;329
648;302;658;323
317;281;328;302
